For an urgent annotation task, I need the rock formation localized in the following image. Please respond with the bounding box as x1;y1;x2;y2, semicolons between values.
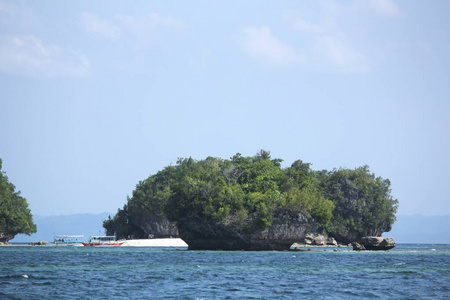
326;237;338;246
105;153;398;251
352;237;395;251
328;230;367;245
132;215;180;238
359;237;396;250
0;233;14;244
351;242;366;251
175;210;319;250
130;212;397;251
28;241;47;246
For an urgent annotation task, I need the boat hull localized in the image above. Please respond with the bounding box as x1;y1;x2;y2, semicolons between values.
49;243;84;247
81;242;125;247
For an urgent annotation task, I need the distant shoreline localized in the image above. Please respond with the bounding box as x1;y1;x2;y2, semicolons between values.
3;242;449;247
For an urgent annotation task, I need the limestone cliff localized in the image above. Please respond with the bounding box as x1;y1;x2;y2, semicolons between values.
132;214;180;238
0;233;14;243
328;231;365;245
134;209;320;250
131;211;396;250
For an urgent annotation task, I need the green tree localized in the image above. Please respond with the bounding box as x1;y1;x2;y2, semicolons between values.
103;203;144;238
321;166;398;240
0;159;36;238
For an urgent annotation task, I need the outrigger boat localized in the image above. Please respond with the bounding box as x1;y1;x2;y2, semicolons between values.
82;236;125;247
52;235;84;246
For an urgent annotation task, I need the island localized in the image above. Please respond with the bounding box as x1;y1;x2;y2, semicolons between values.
104;151;398;251
0;159;36;244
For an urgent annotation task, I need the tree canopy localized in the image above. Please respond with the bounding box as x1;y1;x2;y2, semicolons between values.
0;159;36;237
104;151;398;240
318;166;398;239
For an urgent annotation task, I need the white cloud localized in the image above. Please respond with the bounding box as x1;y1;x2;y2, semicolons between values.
291;15;323;34
80;12;185;40
284;11;369;73
80;12;121;39
239;26;303;67
319;0;402;19
0;35;90;78
369;0;401;18
116;13;184;34
314;36;370;73
0;1;38;32
244;1;402;72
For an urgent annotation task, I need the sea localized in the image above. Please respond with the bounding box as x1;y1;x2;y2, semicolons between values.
0;244;449;299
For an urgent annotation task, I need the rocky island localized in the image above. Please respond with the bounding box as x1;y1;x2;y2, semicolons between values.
104;151;398;251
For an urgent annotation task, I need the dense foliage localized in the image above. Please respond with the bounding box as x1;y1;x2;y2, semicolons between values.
318;166;399;239
0;159;36;237
104;151;398;240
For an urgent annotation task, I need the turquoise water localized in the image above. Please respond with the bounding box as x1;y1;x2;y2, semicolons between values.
1;244;449;299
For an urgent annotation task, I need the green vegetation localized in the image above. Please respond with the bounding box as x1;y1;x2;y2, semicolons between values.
105;151;398;240
318;166;399;239
0;159;36;237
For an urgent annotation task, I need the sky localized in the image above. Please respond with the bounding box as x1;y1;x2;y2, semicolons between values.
0;0;449;217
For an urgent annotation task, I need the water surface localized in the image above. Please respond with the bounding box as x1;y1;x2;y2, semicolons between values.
1;244;449;299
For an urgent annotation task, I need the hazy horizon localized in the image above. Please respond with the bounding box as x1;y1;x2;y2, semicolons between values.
11;212;450;244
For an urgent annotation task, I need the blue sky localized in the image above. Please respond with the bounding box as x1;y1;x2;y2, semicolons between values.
1;0;449;216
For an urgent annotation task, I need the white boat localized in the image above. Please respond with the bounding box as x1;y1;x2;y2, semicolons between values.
52;235;84;246
121;238;188;248
82;236;125;247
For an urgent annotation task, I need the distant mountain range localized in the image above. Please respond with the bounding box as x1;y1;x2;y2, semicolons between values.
387;214;450;244
11;213;450;244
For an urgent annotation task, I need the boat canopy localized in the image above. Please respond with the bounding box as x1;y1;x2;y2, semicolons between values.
53;235;84;244
88;236;117;242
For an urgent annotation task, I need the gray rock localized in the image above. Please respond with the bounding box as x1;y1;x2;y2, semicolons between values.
304;233;327;246
28;241;47;246
0;233;15;243
312;235;326;246
290;242;302;250
359;236;396;250
326;237;338;246
352;242;366;251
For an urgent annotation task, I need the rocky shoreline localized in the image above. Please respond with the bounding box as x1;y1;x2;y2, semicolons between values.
123;212;397;251
289;234;395;251
351;237;396;251
1;237;396;250
2;215;396;250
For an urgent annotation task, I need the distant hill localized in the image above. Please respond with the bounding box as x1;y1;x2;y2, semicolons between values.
11;213;113;243
11;213;450;244
388;215;450;244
